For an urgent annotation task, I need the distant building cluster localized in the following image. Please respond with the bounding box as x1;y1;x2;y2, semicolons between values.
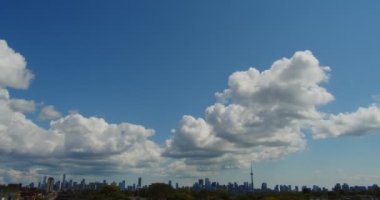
188;177;380;194
33;174;146;192
0;174;150;200
192;177;253;193
333;183;380;193
191;177;298;193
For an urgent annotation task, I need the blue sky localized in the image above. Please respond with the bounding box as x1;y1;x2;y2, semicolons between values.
1;0;380;188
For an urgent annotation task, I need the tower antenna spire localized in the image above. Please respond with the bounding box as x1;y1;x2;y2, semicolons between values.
250;161;254;192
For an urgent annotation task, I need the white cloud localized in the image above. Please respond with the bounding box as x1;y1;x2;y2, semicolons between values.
0;94;61;157
3;38;380;182
0;168;40;184
39;105;62;120
9;99;36;113
0;89;10;100
165;160;215;179
0;40;34;89
0;40;162;181
50;113;159;157
164;51;380;175
1;100;162;176
164;50;333;171
312;105;380;138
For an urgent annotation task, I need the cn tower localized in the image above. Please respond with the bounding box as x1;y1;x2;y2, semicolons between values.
250;161;254;192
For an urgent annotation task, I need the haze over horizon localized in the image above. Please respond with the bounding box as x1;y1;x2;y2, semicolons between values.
1;0;380;188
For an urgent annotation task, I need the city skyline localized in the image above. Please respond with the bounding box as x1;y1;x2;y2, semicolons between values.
1;1;380;188
5;172;380;195
2;174;379;200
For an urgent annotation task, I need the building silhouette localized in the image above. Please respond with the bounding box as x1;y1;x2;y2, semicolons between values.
138;177;142;188
46;177;54;193
250;162;254;192
261;182;268;191
61;174;66;191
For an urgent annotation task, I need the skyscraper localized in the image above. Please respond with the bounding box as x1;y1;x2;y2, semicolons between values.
80;178;86;189
61;174;66;191
46;177;54;193
119;180;126;190
261;182;267;191
205;178;210;189
42;176;47;189
198;179;204;188
138;177;142;188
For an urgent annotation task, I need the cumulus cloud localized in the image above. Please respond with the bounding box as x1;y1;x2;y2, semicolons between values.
50;114;160;159
0;40;161;182
1;102;162;176
39;105;62;120
165;160;215;179
9;99;36;113
164;51;333;171
0;168;40;183
3;38;380;182
312;105;380;139
164;51;380;175
0;40;34;89
0;93;61;157
1;103;162;177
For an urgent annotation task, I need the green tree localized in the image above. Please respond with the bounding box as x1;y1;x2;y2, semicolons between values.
73;185;130;200
147;183;174;199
